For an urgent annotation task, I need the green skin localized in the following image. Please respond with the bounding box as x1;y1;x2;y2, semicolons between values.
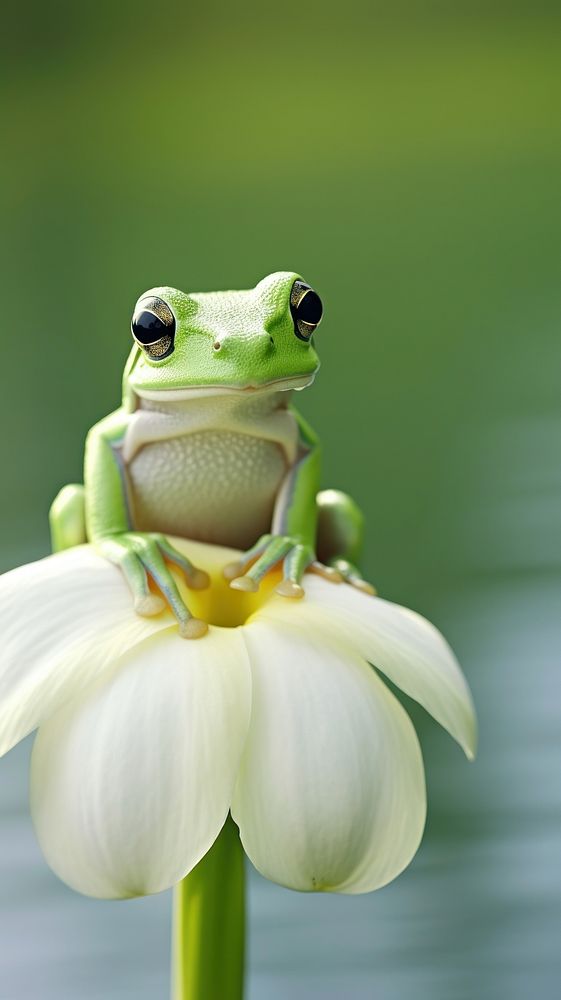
50;271;373;638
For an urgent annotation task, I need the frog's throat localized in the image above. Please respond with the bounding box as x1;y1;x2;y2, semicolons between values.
133;373;315;402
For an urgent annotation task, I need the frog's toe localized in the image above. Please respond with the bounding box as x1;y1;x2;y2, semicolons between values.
134;593;166;617
189;569;211;590
275;542;315;596
308;561;344;584
327;558;376;596
223;561;245;581
229;575;259;593
222;534;274;582
349;576;377;595
179;618;209;639
156;537;211;591
275;580;305;599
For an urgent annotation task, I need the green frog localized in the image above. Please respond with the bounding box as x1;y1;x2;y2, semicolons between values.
50;272;373;637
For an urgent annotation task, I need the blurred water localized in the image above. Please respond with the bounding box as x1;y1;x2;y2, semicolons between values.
0;570;558;999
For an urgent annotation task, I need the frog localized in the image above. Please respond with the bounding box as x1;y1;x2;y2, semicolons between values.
49;271;374;638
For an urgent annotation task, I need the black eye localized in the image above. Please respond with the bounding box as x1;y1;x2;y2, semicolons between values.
131;296;175;359
290;281;323;341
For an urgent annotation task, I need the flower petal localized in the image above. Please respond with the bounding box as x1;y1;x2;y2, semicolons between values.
232;620;426;894
0;547;177;756
30;627;251;899
255;578;477;760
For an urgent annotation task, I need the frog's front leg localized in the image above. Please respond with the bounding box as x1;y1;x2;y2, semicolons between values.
85;413;210;638
224;422;333;599
224;415;375;597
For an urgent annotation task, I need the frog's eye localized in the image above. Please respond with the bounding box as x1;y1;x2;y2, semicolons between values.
131;296;176;359
290;281;323;341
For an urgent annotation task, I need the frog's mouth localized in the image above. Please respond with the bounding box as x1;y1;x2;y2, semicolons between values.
134;373;315;401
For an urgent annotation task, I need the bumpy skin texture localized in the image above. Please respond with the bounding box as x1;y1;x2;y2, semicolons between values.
125;275;319;400
50;272;372;637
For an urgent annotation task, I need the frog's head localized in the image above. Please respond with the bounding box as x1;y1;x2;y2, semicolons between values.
123;271;322;408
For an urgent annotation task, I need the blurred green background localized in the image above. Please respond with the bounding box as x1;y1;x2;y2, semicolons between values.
0;2;559;998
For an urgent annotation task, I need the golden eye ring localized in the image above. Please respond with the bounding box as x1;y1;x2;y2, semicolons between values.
290;281;323;341
131;296;176;360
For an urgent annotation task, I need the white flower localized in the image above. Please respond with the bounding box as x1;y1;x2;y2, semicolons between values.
0;538;476;899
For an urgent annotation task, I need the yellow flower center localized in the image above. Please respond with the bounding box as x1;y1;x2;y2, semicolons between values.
163;538;282;628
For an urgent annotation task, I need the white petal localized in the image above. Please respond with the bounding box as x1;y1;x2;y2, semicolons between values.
232;620;426;894
0;547;176;756
30;627;251;899
255;579;477;760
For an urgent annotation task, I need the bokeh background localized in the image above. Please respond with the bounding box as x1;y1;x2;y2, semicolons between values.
1;2;560;997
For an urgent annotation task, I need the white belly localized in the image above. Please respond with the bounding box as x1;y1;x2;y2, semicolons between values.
127;430;288;549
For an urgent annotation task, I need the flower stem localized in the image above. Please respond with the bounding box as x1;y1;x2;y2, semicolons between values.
172;815;245;1000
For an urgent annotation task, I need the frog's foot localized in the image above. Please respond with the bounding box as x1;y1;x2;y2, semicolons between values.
307;561;344;584
224;534;318;599
326;557;377;596
97;532;210;639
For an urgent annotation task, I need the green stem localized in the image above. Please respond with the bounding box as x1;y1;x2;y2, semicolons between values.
171;815;246;1000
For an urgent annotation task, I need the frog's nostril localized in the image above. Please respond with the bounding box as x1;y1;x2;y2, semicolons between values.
213;341;222;351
